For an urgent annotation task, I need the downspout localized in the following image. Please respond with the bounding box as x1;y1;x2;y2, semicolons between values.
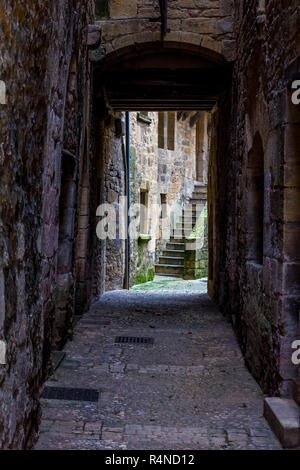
122;112;130;289
126;112;131;289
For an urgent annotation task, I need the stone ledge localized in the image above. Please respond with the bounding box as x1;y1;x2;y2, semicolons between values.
264;397;300;448
138;234;152;242
137;112;152;124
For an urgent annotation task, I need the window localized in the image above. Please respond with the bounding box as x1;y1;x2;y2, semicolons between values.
158;112;165;149
140;190;149;234
95;0;109;19
158;112;176;150
247;132;264;264
167;112;175;150
160;194;167;219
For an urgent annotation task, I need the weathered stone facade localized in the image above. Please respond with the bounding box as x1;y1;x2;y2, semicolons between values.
93;0;300;425
95;0;235;61
0;0;94;448
209;0;300;401
0;0;299;451
129;111;205;286
101;116;126;292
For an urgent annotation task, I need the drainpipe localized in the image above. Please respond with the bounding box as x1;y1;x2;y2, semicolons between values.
123;112;130;289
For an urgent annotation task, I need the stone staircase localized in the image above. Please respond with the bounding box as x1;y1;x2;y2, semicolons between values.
155;184;207;278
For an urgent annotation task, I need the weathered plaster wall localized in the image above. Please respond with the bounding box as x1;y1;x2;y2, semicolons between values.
0;0;94;449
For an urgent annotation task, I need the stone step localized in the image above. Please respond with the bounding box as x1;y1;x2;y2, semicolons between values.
189;198;207;204
182;209;203;217
155;273;183;279
162;249;185;258
192;188;207;195
170;237;185;243
193;184;207;191
155;264;184;276
173;229;192;238
193;188;207;195
166;242;185;251
159;256;184;266
179;216;197;222
183;204;201;211
192;188;207;194
175;222;194;230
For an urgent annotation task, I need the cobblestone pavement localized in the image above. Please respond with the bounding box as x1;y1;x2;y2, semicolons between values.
36;278;281;450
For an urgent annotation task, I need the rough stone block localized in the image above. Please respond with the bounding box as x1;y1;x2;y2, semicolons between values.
284;188;300;222
283;262;300;295
264;398;300;448
284;162;300;187
284;124;300;162
87;25;102;48
217;16;234;34
196;0;219;9
201;36;222;54
283;224;300;261
182;18;217;34
269;189;283;222
222;39;236;61
220;0;233;16
263;257;280;295
110;0;137;19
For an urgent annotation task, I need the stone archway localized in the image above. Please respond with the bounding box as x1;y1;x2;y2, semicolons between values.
92;41;232;113
89;40;232;295
94;0;235;61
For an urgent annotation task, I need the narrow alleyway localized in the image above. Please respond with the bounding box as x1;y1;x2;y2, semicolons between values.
36;278;281;450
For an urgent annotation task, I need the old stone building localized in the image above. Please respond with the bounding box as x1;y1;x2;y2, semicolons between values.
0;0;299;450
98;108;210;291
129;111;209;286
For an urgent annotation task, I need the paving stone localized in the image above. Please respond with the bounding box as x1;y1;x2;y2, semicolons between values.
36;280;282;450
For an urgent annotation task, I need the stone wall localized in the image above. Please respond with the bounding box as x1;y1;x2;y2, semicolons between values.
209;0;300;398
95;0;235;61
0;0;94;449
102;116;126;292
129;112;159;285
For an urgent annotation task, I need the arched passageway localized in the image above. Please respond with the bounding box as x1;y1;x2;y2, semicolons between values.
1;0;299;451
68;39;299;449
89;40;233;308
93;41;231;111
37;40;297;449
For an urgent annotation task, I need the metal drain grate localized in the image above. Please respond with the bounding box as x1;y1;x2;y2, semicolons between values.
41;386;99;402
115;336;154;345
